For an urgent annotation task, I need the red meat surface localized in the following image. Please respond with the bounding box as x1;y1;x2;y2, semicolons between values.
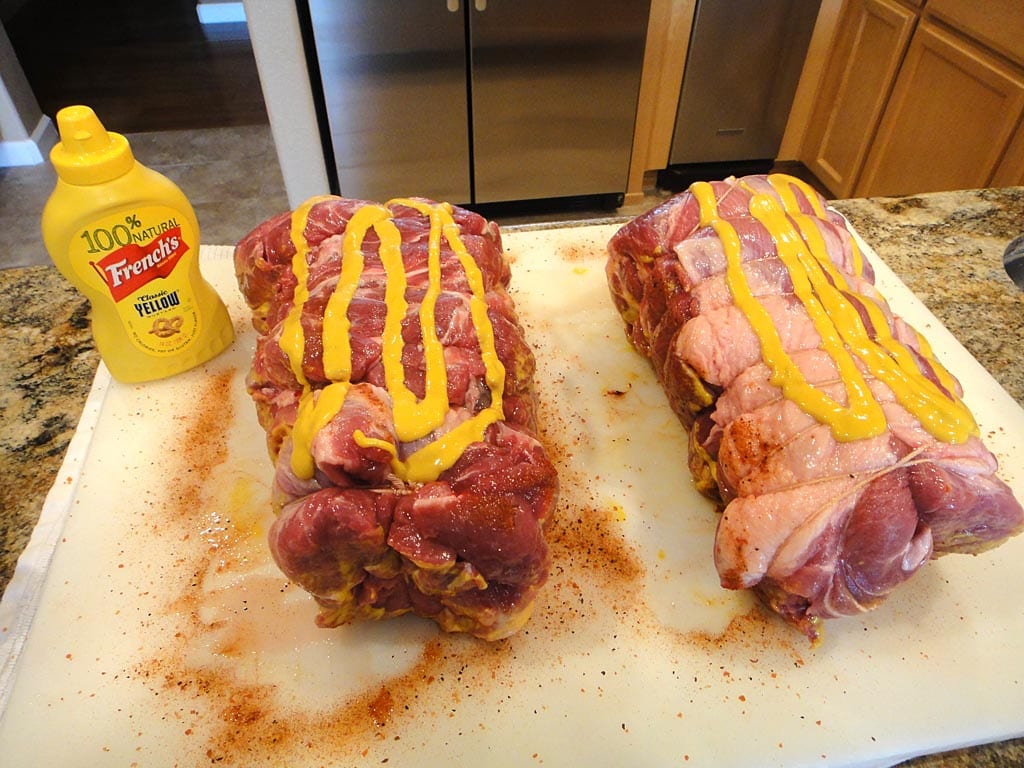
606;174;1023;641
235;197;557;640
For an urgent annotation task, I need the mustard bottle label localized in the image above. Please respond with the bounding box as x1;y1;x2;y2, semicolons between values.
69;205;203;357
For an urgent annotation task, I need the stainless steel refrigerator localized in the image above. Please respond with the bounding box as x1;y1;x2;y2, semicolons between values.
667;0;820;171
300;0;650;207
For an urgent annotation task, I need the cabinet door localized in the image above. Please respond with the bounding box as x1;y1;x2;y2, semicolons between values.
468;0;650;204
802;0;917;198
855;21;1024;196
926;0;1024;70
306;0;471;203
992;125;1024;187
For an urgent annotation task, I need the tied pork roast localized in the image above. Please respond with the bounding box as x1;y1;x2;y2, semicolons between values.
234;196;558;641
606;174;1024;641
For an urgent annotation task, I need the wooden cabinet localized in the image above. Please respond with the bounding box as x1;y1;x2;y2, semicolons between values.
993;124;1024;186
856;21;1024;196
803;0;917;198
925;0;1024;69
802;0;1024;197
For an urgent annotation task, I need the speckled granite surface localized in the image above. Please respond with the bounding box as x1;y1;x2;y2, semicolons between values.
0;266;97;597
834;189;1024;768
832;188;1024;408
1;187;1022;765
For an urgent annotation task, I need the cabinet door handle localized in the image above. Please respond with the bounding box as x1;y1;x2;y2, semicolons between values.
446;0;458;11
475;0;486;10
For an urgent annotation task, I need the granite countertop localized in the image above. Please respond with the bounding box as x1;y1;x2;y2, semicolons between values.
1;186;1022;766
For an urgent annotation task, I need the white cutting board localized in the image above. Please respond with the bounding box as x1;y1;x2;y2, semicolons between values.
1;224;1022;767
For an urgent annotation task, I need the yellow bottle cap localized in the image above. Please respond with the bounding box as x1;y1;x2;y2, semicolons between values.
50;105;135;185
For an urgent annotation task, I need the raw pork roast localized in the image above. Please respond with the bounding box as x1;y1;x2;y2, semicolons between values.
234;196;558;640
606;174;1023;641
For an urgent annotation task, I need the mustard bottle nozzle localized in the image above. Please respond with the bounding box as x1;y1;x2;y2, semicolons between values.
50;105;135;186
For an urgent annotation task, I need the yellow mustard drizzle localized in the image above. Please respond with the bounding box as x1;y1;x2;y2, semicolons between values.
322;203;385;382
290;381;352;479
379;199;451;442
285;197;506;484
280;194;337;386
353;430;398;457
766;173;865;277
691;174;977;444
909;326;961;398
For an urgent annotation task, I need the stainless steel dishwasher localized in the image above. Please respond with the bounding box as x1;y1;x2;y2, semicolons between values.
660;0;820;189
299;0;650;207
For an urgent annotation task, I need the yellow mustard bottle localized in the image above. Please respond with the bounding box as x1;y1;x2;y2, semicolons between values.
41;105;234;383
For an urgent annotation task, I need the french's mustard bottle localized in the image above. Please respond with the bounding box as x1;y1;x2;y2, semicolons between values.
41;105;234;383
